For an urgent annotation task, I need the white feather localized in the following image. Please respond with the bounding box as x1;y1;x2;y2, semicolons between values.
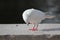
22;8;46;24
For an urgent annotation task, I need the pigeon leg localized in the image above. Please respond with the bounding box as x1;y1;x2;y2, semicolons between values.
35;24;38;30
32;24;38;31
29;24;38;31
32;24;36;30
29;24;35;31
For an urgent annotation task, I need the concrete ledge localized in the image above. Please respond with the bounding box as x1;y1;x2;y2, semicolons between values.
0;24;60;35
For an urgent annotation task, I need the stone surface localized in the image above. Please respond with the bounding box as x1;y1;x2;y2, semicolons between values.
0;24;60;35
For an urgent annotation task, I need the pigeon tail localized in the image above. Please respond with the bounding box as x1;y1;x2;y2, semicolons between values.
45;15;56;19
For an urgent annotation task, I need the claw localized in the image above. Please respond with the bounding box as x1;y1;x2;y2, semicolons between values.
29;28;38;31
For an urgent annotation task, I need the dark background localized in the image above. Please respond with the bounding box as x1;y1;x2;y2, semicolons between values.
0;0;60;24
0;0;46;24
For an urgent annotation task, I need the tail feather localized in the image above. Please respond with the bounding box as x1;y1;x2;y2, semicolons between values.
45;15;56;19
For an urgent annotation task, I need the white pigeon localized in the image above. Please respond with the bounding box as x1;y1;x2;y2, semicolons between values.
22;8;55;31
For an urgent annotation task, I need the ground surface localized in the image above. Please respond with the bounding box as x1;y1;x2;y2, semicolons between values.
0;24;60;35
0;24;60;40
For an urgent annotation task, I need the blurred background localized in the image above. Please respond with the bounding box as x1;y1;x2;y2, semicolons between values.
0;0;60;24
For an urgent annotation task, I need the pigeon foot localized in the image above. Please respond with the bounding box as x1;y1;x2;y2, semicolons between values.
29;28;38;31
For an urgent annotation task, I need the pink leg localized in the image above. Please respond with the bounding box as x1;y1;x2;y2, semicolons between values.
29;24;38;31
32;27;38;31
